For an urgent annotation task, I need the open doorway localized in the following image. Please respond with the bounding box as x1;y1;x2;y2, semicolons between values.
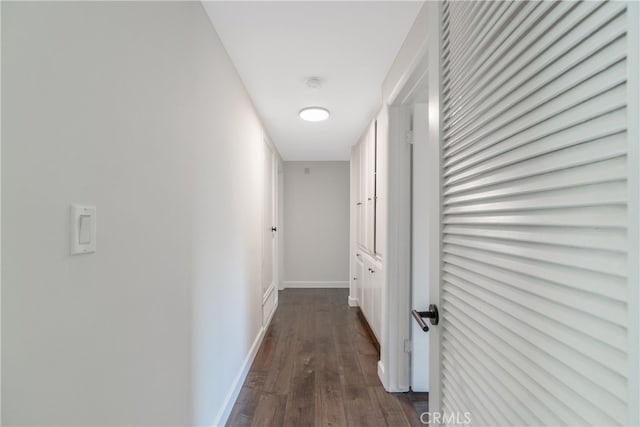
410;101;430;392
262;138;278;326
384;43;434;398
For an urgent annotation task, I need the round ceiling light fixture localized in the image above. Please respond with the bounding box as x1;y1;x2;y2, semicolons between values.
299;106;330;122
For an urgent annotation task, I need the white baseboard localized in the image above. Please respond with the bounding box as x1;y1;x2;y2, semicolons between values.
282;281;349;289
212;302;277;427
378;360;386;389
348;296;359;307
264;298;277;332
262;283;275;304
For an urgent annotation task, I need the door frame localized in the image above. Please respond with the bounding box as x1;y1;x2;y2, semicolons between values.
383;101;412;393
382;1;442;406
261;137;278;326
382;1;639;420
410;102;430;392
424;2;442;411
383;26;438;394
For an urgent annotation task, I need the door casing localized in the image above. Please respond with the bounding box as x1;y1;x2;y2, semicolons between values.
383;33;438;394
262;138;278;326
382;1;443;405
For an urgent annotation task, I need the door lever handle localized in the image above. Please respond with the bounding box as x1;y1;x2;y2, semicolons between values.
411;304;439;332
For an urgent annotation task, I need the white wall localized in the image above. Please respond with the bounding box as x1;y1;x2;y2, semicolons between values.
2;2;272;425
283;161;350;287
278;160;285;289
382;2;429;104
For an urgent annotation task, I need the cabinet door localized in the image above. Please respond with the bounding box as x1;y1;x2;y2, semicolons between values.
361;258;372;322
354;144;364;249
374;118;384;257
364;124;376;252
355;254;364;307
371;264;382;340
358;140;367;249
360;257;379;339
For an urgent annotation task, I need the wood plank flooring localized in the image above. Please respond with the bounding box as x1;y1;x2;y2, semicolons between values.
226;289;428;427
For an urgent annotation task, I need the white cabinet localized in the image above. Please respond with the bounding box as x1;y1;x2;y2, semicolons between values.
357;251;382;341
355;121;379;255
355;253;365;307
371;262;382;339
374;117;385;257
364;124;375;252
351;117;384;343
354;143;366;249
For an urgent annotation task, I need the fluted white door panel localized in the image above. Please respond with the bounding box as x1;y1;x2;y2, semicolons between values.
440;1;637;425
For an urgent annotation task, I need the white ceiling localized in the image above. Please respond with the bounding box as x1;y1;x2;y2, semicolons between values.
203;1;423;160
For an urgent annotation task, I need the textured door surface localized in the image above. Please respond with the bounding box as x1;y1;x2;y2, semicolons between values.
440;1;637;425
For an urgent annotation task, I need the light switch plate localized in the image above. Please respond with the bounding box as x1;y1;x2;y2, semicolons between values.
71;205;96;255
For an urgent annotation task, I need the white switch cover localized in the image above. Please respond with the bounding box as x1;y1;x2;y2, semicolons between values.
71;205;96;255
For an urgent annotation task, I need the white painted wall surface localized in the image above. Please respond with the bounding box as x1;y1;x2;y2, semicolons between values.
382;3;429;105
283;161;350;286
2;2;271;425
278;160;285;289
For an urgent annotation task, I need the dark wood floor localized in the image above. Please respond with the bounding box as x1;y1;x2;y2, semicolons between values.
226;288;428;427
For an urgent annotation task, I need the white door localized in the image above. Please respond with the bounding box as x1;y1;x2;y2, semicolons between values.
262;139;276;325
411;103;429;391
432;1;639;425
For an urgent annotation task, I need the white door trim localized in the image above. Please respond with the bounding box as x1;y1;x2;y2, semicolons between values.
383;26;435;393
262;137;277;326
383;104;412;392
282;281;349;289
411;102;430;392
425;2;442;412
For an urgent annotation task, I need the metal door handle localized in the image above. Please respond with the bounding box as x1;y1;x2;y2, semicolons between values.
411;304;439;332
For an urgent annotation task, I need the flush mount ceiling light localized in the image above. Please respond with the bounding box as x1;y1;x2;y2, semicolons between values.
299;107;330;122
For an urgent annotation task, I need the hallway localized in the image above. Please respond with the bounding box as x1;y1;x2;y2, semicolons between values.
3;1;639;425
226;289;427;426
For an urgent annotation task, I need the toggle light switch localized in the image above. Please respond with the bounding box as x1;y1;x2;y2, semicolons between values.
71;205;96;255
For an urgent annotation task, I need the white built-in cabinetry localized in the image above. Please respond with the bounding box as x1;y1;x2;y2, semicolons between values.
351;119;384;341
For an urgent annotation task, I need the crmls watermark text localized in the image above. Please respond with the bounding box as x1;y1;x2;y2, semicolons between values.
420;411;472;425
